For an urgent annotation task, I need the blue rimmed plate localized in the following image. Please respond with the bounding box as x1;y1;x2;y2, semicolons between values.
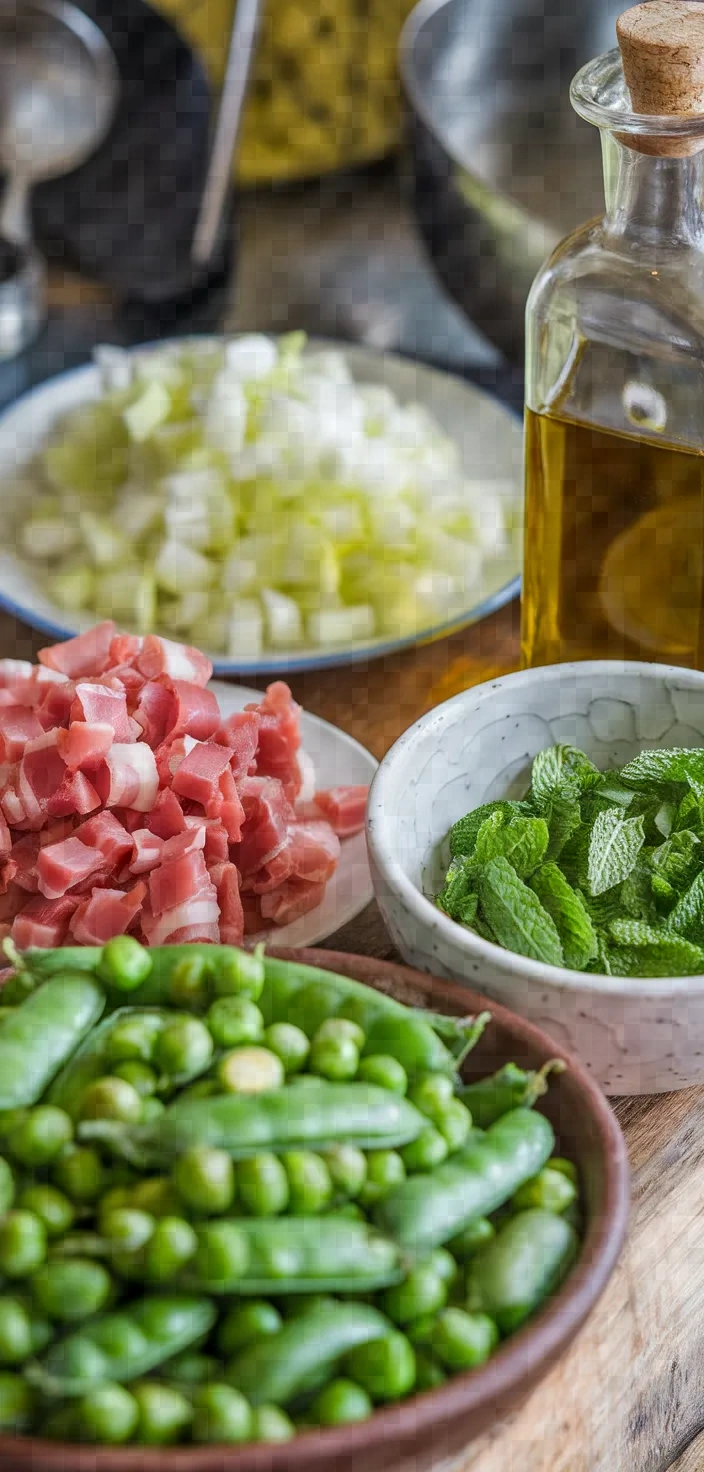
0;339;522;675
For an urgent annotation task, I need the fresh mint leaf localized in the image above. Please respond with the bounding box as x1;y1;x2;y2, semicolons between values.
619;746;704;792
607;919;704;975
545;799;582;861
650;872;677;912
457;893;479;927
529;862;598;971
620;861;658;923
674;790;702;834
436;857;476;920
596;775;636;808
649;830;700;890
474;814;549;879
531;744;601;812
578;885;625;925
587;810;645;897
471;915;499;944
477;857;564;966
666;870;704;943
654;800;676;838
449;800;533;858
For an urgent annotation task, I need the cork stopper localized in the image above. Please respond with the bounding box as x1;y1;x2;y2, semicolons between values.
617;1;704;154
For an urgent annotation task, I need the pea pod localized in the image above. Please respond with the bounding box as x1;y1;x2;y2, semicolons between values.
0;973;105;1110
375;1108;555;1250
27;1294;216;1398
79;1083;425;1166
458;1060;564;1130
8;943;262;1010
228;1298;390;1407
465;1208;578;1333
260;956;483;1074
47;1008;206;1118
183;1215;404;1294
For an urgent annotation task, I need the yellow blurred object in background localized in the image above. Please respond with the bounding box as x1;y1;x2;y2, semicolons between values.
154;0;416;185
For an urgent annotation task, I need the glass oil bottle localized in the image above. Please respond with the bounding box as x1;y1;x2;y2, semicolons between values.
522;1;704;669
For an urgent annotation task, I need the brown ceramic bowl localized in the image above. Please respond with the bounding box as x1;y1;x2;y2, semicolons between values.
0;947;630;1472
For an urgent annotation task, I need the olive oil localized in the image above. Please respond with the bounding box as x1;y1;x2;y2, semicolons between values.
521;409;704;668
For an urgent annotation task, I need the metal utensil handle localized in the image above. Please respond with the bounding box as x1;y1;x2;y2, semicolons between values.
192;0;262;268
0;174;31;247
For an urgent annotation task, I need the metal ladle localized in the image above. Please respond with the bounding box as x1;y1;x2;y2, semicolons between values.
0;0;118;354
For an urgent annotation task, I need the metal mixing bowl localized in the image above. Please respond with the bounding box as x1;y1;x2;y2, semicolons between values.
400;0;625;362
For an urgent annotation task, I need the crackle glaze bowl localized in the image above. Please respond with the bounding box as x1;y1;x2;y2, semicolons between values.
367;661;704;1094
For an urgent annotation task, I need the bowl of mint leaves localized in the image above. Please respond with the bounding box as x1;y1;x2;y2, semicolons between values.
367;660;704;1094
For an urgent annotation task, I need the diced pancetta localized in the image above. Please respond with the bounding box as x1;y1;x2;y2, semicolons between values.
236;777;294;877
248;682;302;800
147;788;187;839
70;882;146;945
172;742;235;807
131;680;173;749
18;732;68;828
0;706;43;762
94;744;159;812
309;786;368;838
135;636;212;687
57;722;115;772
141;893;220;946
259;877;327;926
129;829;165;875
251;820;340;893
71;684;134;742
46;770;101;818
164;679;221;744
76;812;134;868
37;837;106;899
12;894;79;949
215;710;260;778
38;622;116;678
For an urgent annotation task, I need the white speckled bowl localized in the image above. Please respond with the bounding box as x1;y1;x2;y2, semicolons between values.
367;661;704;1095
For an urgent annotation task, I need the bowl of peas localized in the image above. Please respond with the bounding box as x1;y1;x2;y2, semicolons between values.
0;939;629;1470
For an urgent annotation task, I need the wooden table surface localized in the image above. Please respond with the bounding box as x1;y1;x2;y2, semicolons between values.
2;598;702;1472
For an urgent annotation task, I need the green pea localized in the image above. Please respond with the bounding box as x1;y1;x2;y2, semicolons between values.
512;1167;578;1215
282;1151;333;1214
218;1046;285;1094
334;1202;365;1222
345;1331;416;1402
168;1351;220;1385
414;1350;446;1391
133;1381;193;1445
0;1155;14;1214
113;1061;158;1098
427;1247;457;1285
168;954;210;1010
191;1383;252;1443
309;1034;359;1081
53;1145;105;1203
436;1099;473;1153
129;1177;181;1219
549;1157;579;1185
406;1314;437;1346
155;1018;214;1081
31;1258;112;1322
0;1210;46;1278
358;1150;406;1206
383;1264;448;1326
100;1207;156;1252
206;996;264;1049
105;1016;159;1065
173;1145;236;1217
0;1371;33;1429
141;1097;166;1123
401;1125;448;1173
78;1382;139;1444
357;1054;408;1095
98;1185;133;1217
213;946;265;1002
98;936;152;992
309;1377;373;1425
175;1079;218;1106
0;1298;32;1364
250;1404;295;1442
143;1217;198;1283
218;1299;283;1357
7;1106;73;1167
238;1153;289;1216
449;1218;496;1261
323;1143;367;1198
80;1076;143;1124
263;1022;309;1074
18;1185;75;1240
194;1222;250;1285
430;1308;499;1370
314;1017;366;1051
408;1073;455;1121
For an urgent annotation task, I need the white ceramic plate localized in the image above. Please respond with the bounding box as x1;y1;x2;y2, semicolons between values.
0;339;522;675
211;680;376;946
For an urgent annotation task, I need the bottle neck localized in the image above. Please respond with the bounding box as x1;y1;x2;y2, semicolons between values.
601;132;704;247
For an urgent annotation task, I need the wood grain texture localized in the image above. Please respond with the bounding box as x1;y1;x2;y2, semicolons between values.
0;598;699;1471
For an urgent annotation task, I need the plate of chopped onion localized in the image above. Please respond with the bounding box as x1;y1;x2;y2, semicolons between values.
0;335;522;674
0;622;376;953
